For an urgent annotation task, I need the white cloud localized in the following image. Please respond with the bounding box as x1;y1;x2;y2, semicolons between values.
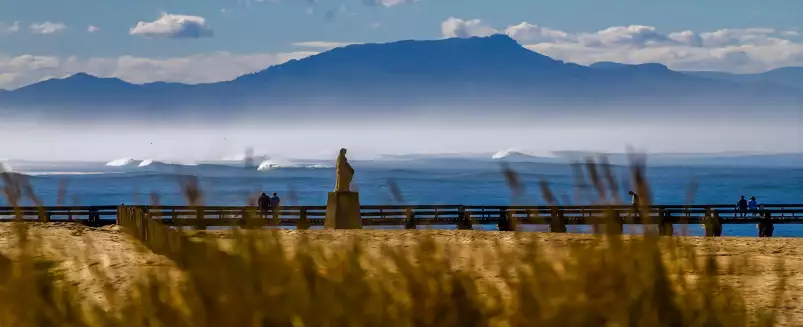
0;51;317;90
441;17;497;38
87;25;100;33
362;0;417;7
30;21;67;35
504;22;570;43
292;41;358;49
441;17;803;73
0;21;20;34
130;13;213;39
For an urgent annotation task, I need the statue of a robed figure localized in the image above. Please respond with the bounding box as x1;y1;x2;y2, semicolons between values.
334;148;354;192
325;148;362;229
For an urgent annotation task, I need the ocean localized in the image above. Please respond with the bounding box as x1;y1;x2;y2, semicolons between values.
1;157;801;237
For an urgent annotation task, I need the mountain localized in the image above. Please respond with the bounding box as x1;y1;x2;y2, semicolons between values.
684;67;803;90
491;150;555;162
0;35;800;119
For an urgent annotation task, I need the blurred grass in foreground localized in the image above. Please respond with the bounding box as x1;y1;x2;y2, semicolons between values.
0;156;788;326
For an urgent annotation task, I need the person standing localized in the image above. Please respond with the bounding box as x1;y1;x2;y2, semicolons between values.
628;191;640;218
258;192;271;218
628;191;640;207
270;192;281;209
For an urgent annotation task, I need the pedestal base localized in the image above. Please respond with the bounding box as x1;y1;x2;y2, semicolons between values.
325;192;362;229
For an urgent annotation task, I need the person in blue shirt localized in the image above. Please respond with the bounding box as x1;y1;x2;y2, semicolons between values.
270;192;281;209
747;196;758;217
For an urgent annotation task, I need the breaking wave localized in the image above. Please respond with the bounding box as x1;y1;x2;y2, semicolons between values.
105;157;332;171
105;158;197;168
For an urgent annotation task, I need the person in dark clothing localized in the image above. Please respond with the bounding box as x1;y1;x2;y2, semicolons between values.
628;191;640;207
736;195;748;218
628;191;640;217
258;192;271;218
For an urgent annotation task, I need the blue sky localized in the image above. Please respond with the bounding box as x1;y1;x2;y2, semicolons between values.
0;0;801;89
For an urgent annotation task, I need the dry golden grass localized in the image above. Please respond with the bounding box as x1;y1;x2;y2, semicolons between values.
0;156;792;326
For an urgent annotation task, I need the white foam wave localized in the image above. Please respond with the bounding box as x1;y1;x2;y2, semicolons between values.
19;172;110;176
257;160;333;171
0;161;12;173
105;157;197;168
106;157;138;166
305;164;334;169
257;160;282;171
492;149;526;160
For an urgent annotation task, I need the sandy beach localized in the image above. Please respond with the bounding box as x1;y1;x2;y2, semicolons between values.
2;224;802;325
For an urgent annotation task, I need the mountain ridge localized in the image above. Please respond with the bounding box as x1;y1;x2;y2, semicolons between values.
0;34;800;118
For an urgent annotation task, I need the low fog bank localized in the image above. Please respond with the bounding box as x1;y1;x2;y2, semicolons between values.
0;102;799;126
1;114;800;163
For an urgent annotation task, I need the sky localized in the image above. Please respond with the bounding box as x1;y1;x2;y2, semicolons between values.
0;0;801;90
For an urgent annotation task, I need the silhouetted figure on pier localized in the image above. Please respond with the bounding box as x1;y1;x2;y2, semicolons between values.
628;191;640;207
628;191;640;218
258;192;271;218
736;196;748;218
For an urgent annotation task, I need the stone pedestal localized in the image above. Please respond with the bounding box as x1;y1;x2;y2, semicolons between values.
325;192;362;229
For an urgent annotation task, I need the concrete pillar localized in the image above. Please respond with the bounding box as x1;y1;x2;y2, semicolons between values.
324;192;362;229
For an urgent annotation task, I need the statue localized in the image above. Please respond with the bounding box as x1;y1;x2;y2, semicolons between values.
334;148;354;192
326;148;362;229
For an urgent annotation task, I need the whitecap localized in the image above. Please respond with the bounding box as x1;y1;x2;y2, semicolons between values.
0;161;12;173
106;157;138;166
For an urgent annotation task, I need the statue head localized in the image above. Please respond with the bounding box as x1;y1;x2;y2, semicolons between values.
339;148;347;156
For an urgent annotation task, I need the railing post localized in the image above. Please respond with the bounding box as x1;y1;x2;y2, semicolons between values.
549;207;566;233
497;207;514;231
404;208;416;230
658;209;674;236
194;207;206;230
703;209;722;237
88;208;99;226
296;208;311;230
457;206;472;230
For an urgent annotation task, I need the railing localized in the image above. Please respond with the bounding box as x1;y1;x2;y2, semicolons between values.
1;204;801;225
